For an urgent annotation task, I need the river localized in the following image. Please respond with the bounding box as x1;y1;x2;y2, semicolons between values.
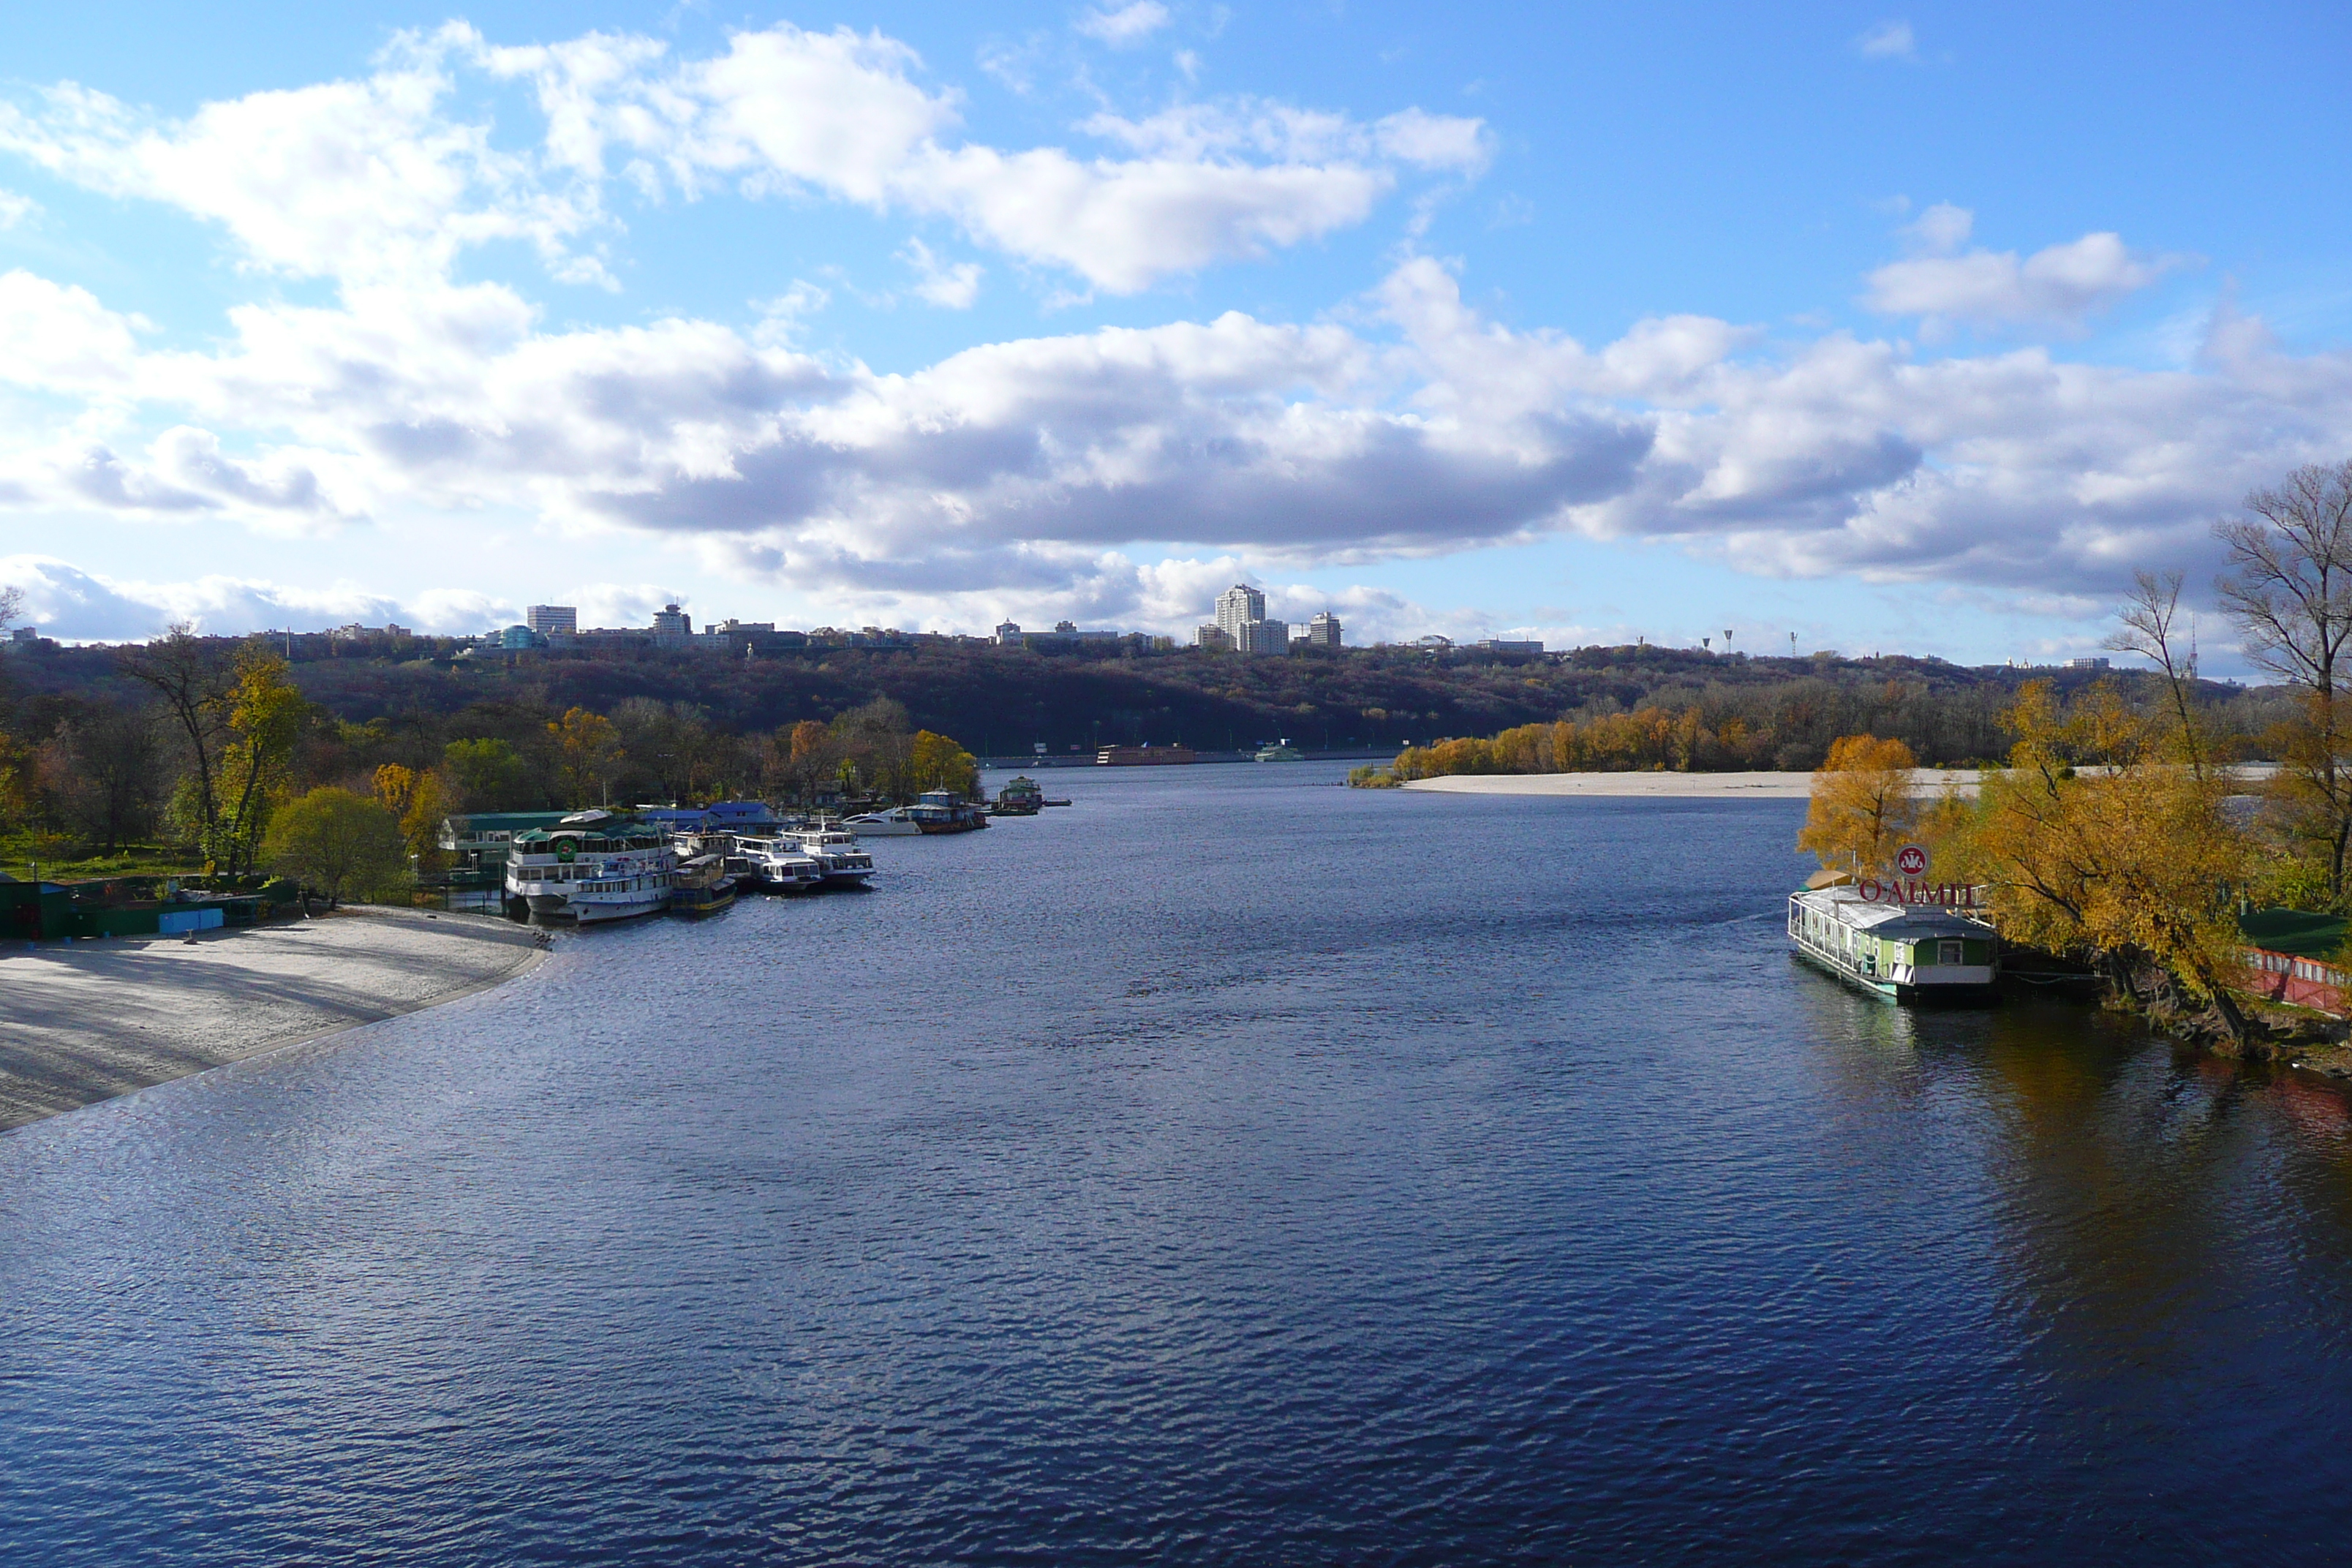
4;763;2350;1563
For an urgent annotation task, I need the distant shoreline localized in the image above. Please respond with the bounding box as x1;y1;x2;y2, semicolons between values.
1401;770;1986;799
0;907;544;1132
1401;764;2277;799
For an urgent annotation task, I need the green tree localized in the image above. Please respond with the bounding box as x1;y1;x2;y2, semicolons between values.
263;787;409;906
443;737;535;810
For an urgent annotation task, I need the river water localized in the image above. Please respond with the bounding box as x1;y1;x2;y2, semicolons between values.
5;763;2352;1563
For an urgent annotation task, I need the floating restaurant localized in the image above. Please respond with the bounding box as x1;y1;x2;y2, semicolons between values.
1787;876;2000;1003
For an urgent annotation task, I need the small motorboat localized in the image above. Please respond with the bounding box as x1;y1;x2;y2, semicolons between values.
844;806;923;836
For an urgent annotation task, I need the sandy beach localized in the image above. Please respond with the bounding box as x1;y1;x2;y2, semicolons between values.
0;907;544;1131
1401;769;1987;799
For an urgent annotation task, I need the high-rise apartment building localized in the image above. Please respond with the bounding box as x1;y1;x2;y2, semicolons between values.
1214;584;1265;644
651;604;693;636
526;604;577;637
1303;611;1342;648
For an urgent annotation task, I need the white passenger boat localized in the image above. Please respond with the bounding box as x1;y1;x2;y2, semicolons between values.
731;834;825;892
843;806;922;836
504;810;676;924
1787;881;1998;1003
778;825;878;886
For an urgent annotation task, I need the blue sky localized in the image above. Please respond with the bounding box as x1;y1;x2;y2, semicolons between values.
2;1;2347;666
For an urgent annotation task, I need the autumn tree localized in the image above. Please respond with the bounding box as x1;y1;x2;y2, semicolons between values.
211;652;308;875
907;730;979;796
769;719;839;804
263;787;409;907
549;708;625;807
373;763;447;869
1798;734;1919;874
1947;681;2251;1039
2216;459;2352;900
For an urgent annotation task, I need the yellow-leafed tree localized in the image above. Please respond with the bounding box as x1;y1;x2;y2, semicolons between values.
907;730;979;797
1946;680;2253;1038
373;763;445;870
1798;735;1918;875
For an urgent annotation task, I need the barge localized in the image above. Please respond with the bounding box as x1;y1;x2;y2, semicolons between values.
1787;883;1999;1003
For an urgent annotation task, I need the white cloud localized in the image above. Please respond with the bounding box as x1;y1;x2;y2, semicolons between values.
901;238;983;309
0;23;1480;299
0;189;33;227
0;269;146;390
481;23;1480;293
0;27;598;287
0;554;417;640
1865;228;2190;333
1855;20;1917;60
1903;200;1972;255
1076;2;1172;48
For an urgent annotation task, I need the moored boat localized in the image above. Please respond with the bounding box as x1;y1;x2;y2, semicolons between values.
1787;882;1998;1003
777;825;878;886
908;789;990;833
503;810;676;924
731;834;826;892
668;853;736;917
990;776;1044;815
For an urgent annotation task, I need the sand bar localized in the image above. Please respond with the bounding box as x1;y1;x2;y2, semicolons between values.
0;907;543;1131
1401;769;1986;799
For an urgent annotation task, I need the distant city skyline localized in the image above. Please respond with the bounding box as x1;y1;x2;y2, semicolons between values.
1;2;2348;674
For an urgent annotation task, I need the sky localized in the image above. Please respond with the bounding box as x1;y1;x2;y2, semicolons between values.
1;1;2348;668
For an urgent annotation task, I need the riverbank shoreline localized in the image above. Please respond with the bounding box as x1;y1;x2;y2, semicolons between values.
0;906;544;1131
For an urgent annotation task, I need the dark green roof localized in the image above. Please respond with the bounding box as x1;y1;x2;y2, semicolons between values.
2238;908;2348;960
446;811;571;833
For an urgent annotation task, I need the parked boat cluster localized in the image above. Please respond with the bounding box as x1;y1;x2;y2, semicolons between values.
500;783;1058;926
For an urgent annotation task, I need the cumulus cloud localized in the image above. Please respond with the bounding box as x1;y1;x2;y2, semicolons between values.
1855;20;1917;60
1864;217;2190;334
1;240;2348;611
1076;2;1172;48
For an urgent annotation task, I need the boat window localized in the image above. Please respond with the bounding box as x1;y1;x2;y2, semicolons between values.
1939;940;1963;966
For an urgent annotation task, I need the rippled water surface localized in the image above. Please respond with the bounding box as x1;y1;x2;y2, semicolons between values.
7;764;2352;1564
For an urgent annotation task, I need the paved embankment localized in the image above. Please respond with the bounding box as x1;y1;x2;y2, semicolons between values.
0;907;543;1131
1400;769;1988;799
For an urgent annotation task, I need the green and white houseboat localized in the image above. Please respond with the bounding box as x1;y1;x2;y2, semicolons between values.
1787;883;1999;1003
